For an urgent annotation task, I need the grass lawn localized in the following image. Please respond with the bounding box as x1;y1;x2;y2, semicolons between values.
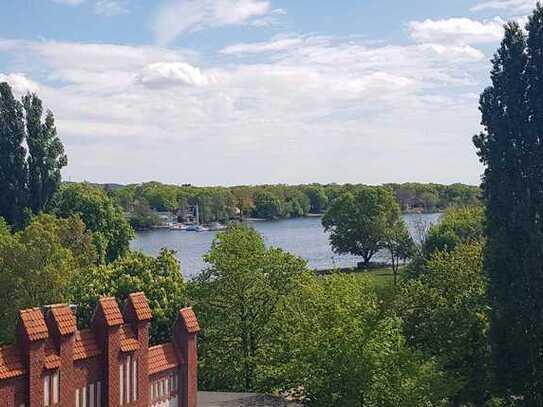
316;265;404;289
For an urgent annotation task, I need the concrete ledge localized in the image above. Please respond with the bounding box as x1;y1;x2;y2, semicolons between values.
198;392;302;406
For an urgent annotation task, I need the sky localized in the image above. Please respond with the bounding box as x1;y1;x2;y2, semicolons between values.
0;0;538;186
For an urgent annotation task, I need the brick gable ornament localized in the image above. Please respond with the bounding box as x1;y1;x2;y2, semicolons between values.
0;292;200;407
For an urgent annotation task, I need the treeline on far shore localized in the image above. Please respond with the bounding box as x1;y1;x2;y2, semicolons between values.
94;181;480;228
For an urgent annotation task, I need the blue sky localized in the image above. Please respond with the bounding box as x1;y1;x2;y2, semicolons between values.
0;0;538;185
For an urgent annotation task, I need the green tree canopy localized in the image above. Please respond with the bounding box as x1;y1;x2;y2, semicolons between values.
473;11;543;401
261;273;451;406
70;249;186;344
0;214;96;344
0;83;28;228
190;225;308;392
252;190;283;219
0;84;67;228
50;183;134;263
398;242;489;405
322;186;401;265
423;206;485;257
23;93;67;214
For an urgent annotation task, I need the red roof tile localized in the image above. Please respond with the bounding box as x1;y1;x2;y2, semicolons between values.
49;305;77;335
120;325;139;352
19;308;48;341
98;297;123;327
44;341;60;370
179;308;200;334
0;345;24;380
73;329;101;360
128;292;152;321
148;343;178;375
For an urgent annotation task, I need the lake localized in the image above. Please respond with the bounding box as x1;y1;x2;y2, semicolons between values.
131;213;442;278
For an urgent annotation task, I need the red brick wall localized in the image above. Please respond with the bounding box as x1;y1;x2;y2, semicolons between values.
0;296;200;407
0;376;26;407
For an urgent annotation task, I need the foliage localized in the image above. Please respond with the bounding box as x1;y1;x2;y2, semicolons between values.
128;199;161;230
108;181;480;225
252;190;283;219
383;219;415;285
50;183;134;263
23;94;67;214
260;273;452;406
0;214;96;344
0;83;67;229
473;9;543;401
0;83;28;229
385;183;480;213
304;185;329;213
190;225;308;392
322;186;402;265
70;249;186;344
398;242;489;405
423;206;485;256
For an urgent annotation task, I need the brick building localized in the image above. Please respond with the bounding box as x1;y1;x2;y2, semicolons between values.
0;292;200;407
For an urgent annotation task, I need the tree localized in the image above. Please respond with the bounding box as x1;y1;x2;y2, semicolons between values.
70;249;186;344
322;186;401;266
50;183;134;263
128;199;160;231
398;242;489;405
0;214;96;344
304;185;329;213
190;225;308;392
0;83;27;228
0;84;67;229
23;94;67;214
383;220;415;285
423;206;485;257
261;273;451;406
253;190;282;219
472;15;543;401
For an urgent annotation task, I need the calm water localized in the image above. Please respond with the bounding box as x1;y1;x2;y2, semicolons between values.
131;213;441;278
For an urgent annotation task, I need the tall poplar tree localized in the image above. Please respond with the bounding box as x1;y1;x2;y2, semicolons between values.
0;83;67;228
0;83;27;228
474;11;543;402
23;94;67;213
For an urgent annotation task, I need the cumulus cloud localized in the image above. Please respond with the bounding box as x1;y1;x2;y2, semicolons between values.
0;34;486;185
137;62;211;87
409;17;505;44
0;73;40;95
471;0;537;13
94;0;129;16
152;0;274;45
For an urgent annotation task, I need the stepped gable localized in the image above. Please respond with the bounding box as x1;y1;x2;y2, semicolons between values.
98;296;124;326
19;308;48;341
48;304;77;336
179;307;200;333
127;292;153;321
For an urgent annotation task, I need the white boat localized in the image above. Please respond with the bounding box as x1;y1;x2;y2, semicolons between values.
169;223;188;231
207;222;226;231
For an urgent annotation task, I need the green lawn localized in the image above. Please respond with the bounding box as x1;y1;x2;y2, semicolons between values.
316;265;403;289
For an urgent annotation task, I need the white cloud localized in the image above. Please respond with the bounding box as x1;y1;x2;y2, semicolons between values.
409;17;505;44
137;62;211;87
152;0;273;45
221;36;304;54
94;0;128;16
52;0;85;5
0;73;40;95
471;0;537;13
0;35;485;185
